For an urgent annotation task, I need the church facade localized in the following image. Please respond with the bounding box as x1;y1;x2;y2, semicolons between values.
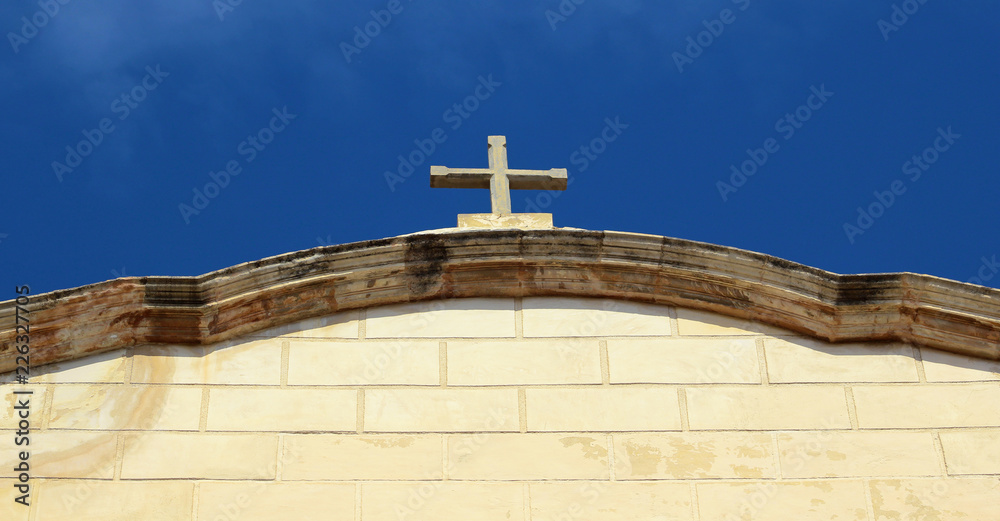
2;138;999;520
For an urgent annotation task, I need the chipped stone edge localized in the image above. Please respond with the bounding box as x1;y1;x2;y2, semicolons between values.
0;229;997;372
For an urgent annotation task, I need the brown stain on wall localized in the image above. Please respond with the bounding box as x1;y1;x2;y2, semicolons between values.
559;436;608;464
623;441;663;477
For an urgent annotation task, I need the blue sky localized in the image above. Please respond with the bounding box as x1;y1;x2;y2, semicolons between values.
1;0;998;294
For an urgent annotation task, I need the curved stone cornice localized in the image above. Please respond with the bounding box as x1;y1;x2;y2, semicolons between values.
2;229;998;372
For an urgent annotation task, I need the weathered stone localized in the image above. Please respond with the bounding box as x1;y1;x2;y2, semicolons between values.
458;213;554;229
614;432;775;479
869;479;1000;520
448;433;609;480
2;229;998;373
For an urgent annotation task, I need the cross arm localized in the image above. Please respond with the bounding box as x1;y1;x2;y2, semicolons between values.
430;166;495;189
507;169;568;190
430;166;568;190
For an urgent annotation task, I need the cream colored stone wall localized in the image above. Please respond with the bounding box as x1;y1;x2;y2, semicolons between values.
3;296;999;520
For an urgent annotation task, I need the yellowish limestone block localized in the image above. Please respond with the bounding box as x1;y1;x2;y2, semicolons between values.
608;338;760;384
613;432;775;479
132;338;282;385
30;349;127;383
207;388;357;432
362;482;523;521
458;212;554;229
0;385;46;429
364;388;519;432
675;308;786;336
530;482;692;521
251;310;359;339
522;297;671;337
448;340;602;386
869;478;1000;521
0;431;116;479
526;387;681;431
0;479;29;520
920;348;1000;382
366;298;516;338
288;340;440;386
48;385;201;430
764;338;918;383
120;433;278;479
698;481;868;521
853;384;1000;428
939;429;1000;475
685;386;851;430
448;433;609;480
198;483;355;521
282;434;443;480
777;431;939;478
35;480;194;521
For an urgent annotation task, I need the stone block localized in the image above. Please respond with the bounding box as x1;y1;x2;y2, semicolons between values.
0;385;46;429
207;388;357;432
614;432;775;479
0;430;117;479
132;338;281;385
30;349;127;383
869;479;1000;520
0;479;29;520
777;431;939;478
522;297;671;337
48;385;201;431
920;348;1000;382
458;213;553;229
686;386;850;430
448;340;601;385
675;308;785;336
764;338;918;383
698;481;868;521
364;388;518;432
362;483;523;521
448;433;609;480
939;429;1000;475
608;338;760;384
35;480;194;520
853;384;1000;428
120;433;278;479
198;482;354;521
526;387;681;431
530;482;692;521
282;434;443;480
288;340;440;386
366;298;515;338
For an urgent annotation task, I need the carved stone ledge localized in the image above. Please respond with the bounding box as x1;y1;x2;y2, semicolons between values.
1;229;997;372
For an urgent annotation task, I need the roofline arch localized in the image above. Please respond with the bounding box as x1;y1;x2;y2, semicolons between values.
2;229;998;372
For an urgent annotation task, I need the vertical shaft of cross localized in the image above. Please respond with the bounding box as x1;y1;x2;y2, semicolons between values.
487;136;512;215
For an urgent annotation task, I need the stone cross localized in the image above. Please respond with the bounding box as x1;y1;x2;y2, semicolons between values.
430;136;567;220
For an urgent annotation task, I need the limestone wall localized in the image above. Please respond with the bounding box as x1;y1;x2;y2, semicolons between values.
2;297;999;520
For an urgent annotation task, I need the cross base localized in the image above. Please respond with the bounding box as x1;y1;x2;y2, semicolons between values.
457;213;554;230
